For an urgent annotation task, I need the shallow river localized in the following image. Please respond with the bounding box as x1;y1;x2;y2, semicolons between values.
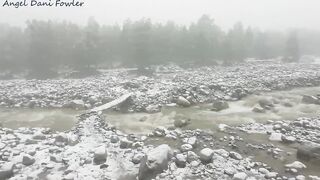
0;86;319;133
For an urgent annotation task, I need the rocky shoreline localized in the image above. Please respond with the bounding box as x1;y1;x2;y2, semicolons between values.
0;62;320;112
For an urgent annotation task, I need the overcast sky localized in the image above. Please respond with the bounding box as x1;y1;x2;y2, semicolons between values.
0;0;319;30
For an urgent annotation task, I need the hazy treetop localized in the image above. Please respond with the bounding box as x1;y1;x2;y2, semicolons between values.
1;0;320;30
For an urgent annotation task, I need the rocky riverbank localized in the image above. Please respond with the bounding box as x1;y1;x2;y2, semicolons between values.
1;111;320;180
1;62;320;180
0;62;320;112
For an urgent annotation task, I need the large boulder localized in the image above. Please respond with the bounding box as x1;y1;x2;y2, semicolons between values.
0;162;14;179
301;95;320;105
258;98;274;109
176;96;191;107
175;153;187;168
120;138;133;149
173;117;191;128
211;100;229;111
22;154;35;166
199;148;214;163
67;100;85;110
138;144;173;180
252;105;266;113
269;133;283;142
281;135;296;144
145;105;161;113
285;161;307;169
233;172;247;180
297;142;320;161
93;145;107;164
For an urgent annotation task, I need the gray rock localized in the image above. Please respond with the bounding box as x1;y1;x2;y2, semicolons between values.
180;144;193;152
199;148;214;163
233;172;247;180
218;124;230;132
252;106;266;113
0;142;6;150
211;100;229;111
285;161;306;169
153;127;166;137
229;151;242;160
132;153;145;164
225;167;236;176
32;132;46;140
265;172;278;179
281;135;296;143
50;155;63;163
120;138;133;149
145;105;161;113
302;95;320;105
25;139;38;145
258;99;274;109
269;133;283;141
173;118;190;128
22;154;35;166
0;162;14;179
175;154;187;168
68;99;85;110
297;142;320;161
93;146;107;164
138;144;172;180
176;96;191;107
55;133;68;144
183;136;197;147
186;151;199;163
296;175;306;180
283;101;294;107
258;168;269;174
213;149;229;157
110;135;119;143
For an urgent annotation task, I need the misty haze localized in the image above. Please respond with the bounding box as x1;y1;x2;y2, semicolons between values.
0;0;320;180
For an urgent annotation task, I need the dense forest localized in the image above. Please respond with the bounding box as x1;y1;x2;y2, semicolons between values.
0;15;319;78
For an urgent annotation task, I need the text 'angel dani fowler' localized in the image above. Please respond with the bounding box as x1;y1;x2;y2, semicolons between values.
2;0;84;8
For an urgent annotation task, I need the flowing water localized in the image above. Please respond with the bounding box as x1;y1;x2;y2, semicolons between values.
1;87;319;132
105;86;320;134
0;108;79;131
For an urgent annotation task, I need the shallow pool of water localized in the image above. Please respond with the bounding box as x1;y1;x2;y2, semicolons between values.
0;108;79;131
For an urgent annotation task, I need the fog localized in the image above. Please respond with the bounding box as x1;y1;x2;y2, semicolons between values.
1;0;320;30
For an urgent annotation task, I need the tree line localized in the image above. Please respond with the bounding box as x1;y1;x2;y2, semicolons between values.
0;15;319;78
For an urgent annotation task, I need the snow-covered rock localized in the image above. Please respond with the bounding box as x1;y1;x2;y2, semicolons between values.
269;133;282;141
199;148;214;162
93;145;107;164
285;161;307;169
176;96;191;107
233;172;247;180
138;144;172;180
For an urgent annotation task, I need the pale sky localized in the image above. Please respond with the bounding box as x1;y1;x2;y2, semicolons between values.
0;0;319;30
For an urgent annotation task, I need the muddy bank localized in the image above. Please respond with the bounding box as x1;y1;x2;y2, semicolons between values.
0;62;320;112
